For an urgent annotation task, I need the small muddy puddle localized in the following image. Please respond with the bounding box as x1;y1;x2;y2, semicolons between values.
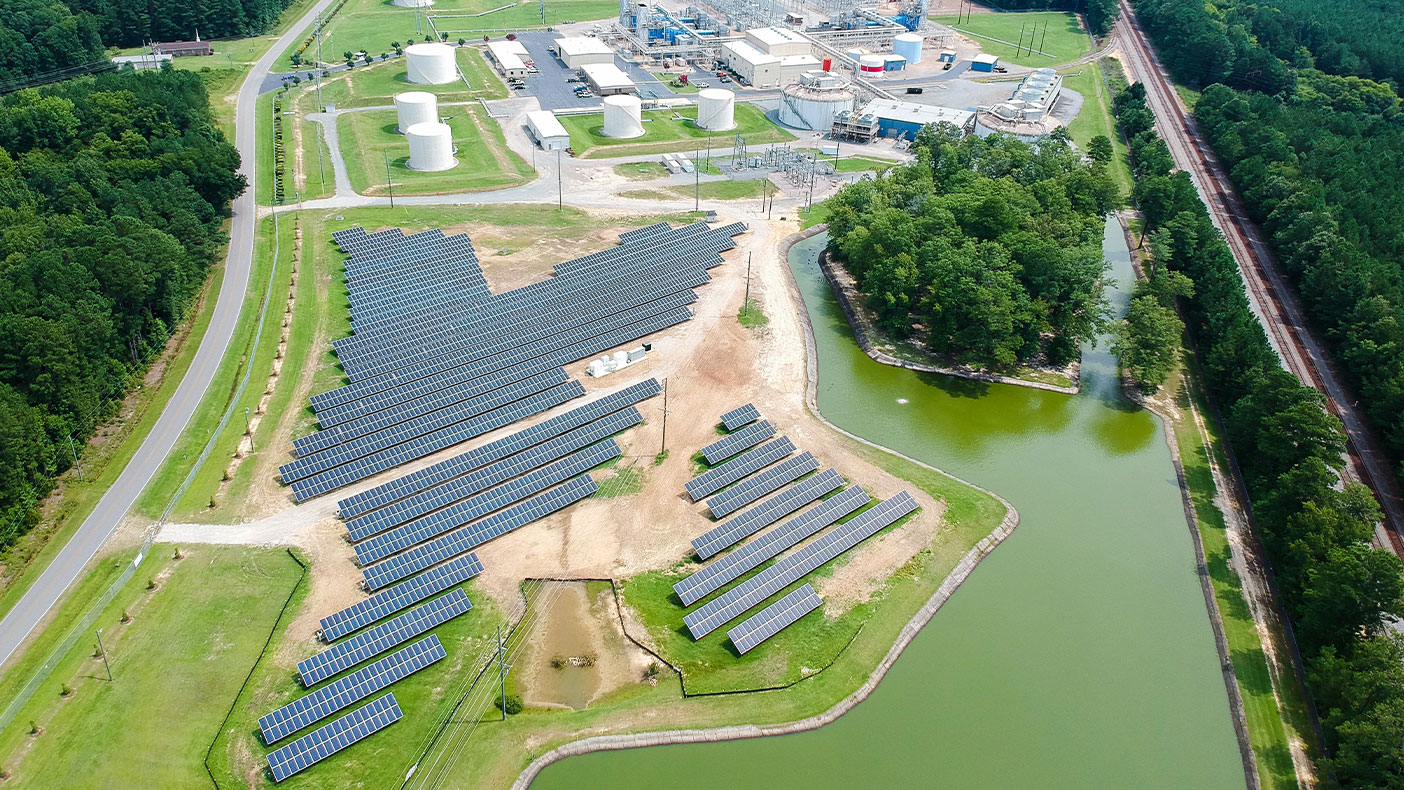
530;582;601;710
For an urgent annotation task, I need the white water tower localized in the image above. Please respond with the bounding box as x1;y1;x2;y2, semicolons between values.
406;43;457;84
602;95;645;138
394;91;438;133
405;121;455;171
695;88;736;131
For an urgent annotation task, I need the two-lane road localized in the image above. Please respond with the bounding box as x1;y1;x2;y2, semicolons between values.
0;0;340;671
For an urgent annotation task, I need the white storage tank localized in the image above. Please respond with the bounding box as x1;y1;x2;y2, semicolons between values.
392;0;433;6
892;32;923;64
844;47;866;62
602;94;645;138
695;88;736;131
858;55;885;74
394;91;438;133
778;70;856;131
406;42;458;85
405;121;455;171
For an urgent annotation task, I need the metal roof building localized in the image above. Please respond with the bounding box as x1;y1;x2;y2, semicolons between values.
845;99;975;140
486;40;530;78
554;36;615;69
581;62;637;95
525;110;571;150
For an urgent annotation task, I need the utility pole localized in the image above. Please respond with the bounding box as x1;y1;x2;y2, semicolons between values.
806;161;815;210
659;378;668;455
244;406;253;451
494;626;509;721
95;628;111;681
1039;22;1048;56
694;146;700;212
384;151;394;207
743;252;752;316
67;433;83;480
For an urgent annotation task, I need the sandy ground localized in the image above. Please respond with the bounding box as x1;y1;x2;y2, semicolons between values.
158;208;947;633
517;582;655;710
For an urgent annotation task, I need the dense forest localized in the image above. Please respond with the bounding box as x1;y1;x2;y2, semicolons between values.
1114;83;1404;790
0;0;107;85
0;68;244;551
824;128;1118;369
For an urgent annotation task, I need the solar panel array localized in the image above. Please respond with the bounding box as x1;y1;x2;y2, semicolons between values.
720;403;761;431
260;635;446;743
684;492;918;638
267;693;403;782
684;437;796;501
319;554;483;641
676;485;870;605
691;468;845;560
282;220;743;502
699;420;776;465
705;451;819;519
299;589;472;686
727;584;822;654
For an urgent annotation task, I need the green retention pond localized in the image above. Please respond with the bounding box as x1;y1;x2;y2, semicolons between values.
533;220;1245;788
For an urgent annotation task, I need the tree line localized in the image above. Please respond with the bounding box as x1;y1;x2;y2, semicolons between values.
0;68;244;551
823;128;1119;371
1114;82;1404;790
973;0;1120;37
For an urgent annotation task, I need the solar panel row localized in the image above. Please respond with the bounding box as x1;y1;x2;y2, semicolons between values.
684;437;795;501
683;492;917;638
727;584;822;654
336;380;659;519
259;635;445;743
320;554;483;641
690;468;845;560
699;420;776;465
345;409;641;541
267;693;403;782
706;451;819;519
298;589;471;686
354;441;619;565
362;476;598;590
676;484;870;606
720;403;761;431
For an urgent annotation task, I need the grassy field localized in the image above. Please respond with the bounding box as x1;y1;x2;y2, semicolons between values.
613;161;669;180
932;11;1093;67
796;149;900;174
303;47;508;108
0;546;304;787
1060;61;1134;198
338;105;534;195
1161;356;1310;790
621;179;769;202
653;73;699;93
561;103;795;158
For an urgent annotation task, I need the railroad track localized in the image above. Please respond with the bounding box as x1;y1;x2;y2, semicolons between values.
1113;1;1404;557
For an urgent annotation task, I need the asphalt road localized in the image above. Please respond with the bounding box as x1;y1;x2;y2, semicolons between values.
0;0;340;672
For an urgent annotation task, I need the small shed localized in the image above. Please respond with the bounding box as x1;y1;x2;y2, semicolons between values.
938;49;957;63
970;53;999;72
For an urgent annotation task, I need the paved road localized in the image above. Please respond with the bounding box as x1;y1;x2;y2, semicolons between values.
0;0;340;672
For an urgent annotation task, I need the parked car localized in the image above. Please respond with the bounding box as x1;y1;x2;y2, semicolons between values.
905;87;923;94
993;65;1007;73
698;81;710;88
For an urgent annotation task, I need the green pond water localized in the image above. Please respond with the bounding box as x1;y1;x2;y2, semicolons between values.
534;221;1244;788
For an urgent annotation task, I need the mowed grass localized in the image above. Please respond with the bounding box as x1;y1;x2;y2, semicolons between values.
621;179;769;202
310;47;508;107
932;11;1093;66
1060;61;1133;199
0;546;304;788
561;103;795;158
338;105;534;195
612;161;669;180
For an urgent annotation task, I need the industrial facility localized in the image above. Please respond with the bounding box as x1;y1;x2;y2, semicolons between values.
778;70;855;131
832;98;974;141
975;68;1065;141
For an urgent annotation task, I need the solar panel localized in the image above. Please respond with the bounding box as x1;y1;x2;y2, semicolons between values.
719;403;761;431
355;441;619;565
259;635;445;743
346;408;642;540
676;484;870;605
319;554;483;641
691;468;845;560
299;589;471;686
266;693;403;782
362;476;598;590
699;420;776;465
727;583;822;654
706;451;819;519
684;437;795;502
336;381;659;519
683;491;917;638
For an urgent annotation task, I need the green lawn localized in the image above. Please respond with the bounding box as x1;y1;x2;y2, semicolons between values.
0;546;304;788
932;11;1093;66
338;105;534;195
621;179;769;202
796;149;900;174
653;73;699;93
561;103;795;158
613;161;670;180
1060;62;1133;199
312;47;508;107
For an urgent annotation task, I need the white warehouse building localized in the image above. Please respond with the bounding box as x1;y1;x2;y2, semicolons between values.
722;41;819;88
581;62;638;95
554;36;615;69
525;110;571;150
486;40;530;79
744;26;814;56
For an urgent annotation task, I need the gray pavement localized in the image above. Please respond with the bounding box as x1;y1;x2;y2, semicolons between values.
0;0;342;673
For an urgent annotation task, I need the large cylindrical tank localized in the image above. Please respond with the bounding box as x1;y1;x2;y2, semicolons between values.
844;47;865;62
394;91;438;133
858;55;885;74
405;43;457;85
391;0;433;6
405;121;455;170
778;77;856;131
695;88;735;131
892;32;923;64
602;95;644;138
